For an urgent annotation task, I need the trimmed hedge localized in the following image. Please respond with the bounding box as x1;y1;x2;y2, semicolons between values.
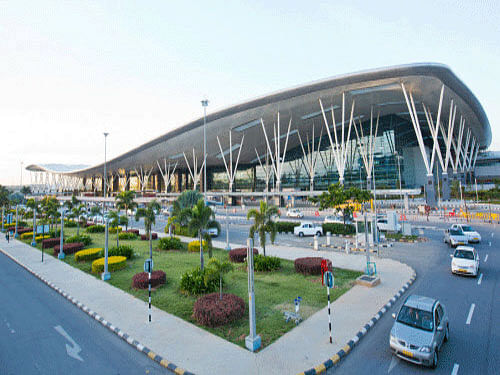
74;248;103;262
126;229;140;235
86;225;105;233
188;240;208;252
294;257;332;275
66;234;92;246
158;237;182;250
17;228;33;235
34;234;50;241
91;256;127;273
42;237;60;249
108;226;122;234
275;221;300;233
20;231;34;240
100;244;134;259
140;233;158;240
322;223;356;235
253;254;281;272
229;248;258;263
193;293;245;327
180;266;220;295
132;270;166;289
63;220;77;228
118;232;137;240
54;242;84;256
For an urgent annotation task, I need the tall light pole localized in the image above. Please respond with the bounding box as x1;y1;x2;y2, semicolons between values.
58;203;65;259
395;151;403;213
201;99;209;197
103;132;109;217
20;161;23;187
102;132;110;280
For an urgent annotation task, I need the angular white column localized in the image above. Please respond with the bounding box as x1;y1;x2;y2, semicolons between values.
183;148;206;191
297;124;323;191
157;159;178;193
353;107;379;189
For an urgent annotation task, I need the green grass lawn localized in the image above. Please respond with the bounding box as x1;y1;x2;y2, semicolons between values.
22;226;361;349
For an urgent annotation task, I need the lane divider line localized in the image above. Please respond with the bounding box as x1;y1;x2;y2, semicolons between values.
477;273;483;285
484;254;488;263
451;363;459;375
466;304;475;325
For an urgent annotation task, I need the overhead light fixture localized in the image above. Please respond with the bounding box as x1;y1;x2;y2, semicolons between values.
233;119;260;132
215;144;241;159
349;83;400;96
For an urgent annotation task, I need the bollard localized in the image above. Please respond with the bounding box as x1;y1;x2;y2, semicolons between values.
313;235;319;251
326;231;331;246
345;239;349;254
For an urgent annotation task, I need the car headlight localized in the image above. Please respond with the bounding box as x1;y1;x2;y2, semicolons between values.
419;346;431;353
390;335;397;344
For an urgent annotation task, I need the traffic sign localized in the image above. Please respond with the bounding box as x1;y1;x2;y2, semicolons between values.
315;211;320;217
144;258;154;273
323;271;334;288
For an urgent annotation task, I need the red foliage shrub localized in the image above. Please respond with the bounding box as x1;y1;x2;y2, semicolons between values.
42;237;60;249
132;270;166;289
142;193;156;198
8;226;25;233
53;242;84;256
140;233;158;240
294;257;332;275
16;228;32;235
126;229;140;235
193;293;245;327
228;248;258;263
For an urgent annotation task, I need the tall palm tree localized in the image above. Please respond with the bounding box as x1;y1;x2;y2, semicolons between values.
26;198;39;239
187;199;215;270
72;203;86;236
135;200;161;261
108;210;120;247
247;200;279;257
116;191;137;223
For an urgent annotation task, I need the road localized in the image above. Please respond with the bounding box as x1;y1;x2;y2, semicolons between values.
0;250;172;375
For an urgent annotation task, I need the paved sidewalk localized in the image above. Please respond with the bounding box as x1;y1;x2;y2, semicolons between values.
0;234;414;375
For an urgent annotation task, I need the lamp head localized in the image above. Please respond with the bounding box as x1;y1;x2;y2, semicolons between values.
103;132;109;137
201;99;209;107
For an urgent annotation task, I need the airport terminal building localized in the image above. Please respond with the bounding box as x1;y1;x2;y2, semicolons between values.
26;63;491;206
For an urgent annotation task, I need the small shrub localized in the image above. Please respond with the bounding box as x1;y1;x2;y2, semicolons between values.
118;232;137;240
180;266;220;295
86;224;105;233
17;228;33;236
34;234;50;241
42;237;60;249
228;248;258;263
126;229;140;235
158;237;182;250
108;226;122;234
188;240;208;252
172;225;197;237
294;257;332;275
54;242;84;256
91;256;127;273
140;232;158;240
66;234;92;246
64;220;77;228
132;271;166;289
252;254;281;272
100;244;134;259
48;229;61;238
193;293;245;327
275;221;300;233
74;248;102;262
322;223;356;235
20;231;34;240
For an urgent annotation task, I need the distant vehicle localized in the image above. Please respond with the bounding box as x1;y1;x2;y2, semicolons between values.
286;208;304;218
324;215;352;224
293;222;323;237
450;246;479;277
390;295;449;368
205;199;223;207
377;219;401;232
443;228;467;248
450;224;481;243
206;227;219;237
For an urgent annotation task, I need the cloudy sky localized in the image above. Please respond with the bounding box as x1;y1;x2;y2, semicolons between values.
1;1;499;185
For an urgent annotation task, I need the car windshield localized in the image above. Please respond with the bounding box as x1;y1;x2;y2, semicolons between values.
450;229;463;235
461;225;473;232
454;250;474;260
397;305;434;332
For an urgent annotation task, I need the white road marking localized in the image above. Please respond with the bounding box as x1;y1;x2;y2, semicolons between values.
388;355;399;373
484;254;488;262
477;273;483;285
466;304;475;325
54;325;84;361
451;363;459;375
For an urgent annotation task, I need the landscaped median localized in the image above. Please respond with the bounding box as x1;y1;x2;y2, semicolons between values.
19;226;362;349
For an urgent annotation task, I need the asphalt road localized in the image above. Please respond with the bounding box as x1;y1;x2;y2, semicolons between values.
0;251;173;375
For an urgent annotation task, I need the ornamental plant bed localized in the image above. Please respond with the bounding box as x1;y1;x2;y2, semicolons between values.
294;257;332;275
193;293;245;327
140;233;158;240
228;248;258;263
126;229;140;235
132;270;166;289
53;242;84;256
42;237;60;249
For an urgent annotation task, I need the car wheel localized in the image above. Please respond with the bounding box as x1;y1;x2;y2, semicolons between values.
444;324;449;342
299;232;304;237
316;231;322;237
431;349;438;369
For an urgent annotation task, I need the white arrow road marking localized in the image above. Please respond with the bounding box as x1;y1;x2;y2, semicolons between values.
466;304;475;325
54;325;83;361
388;355;399;373
477;274;483;285
451;363;459;375
484;254;488;262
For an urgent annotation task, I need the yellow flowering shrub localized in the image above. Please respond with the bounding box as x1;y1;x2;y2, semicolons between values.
74;248;103;262
91;256;127;273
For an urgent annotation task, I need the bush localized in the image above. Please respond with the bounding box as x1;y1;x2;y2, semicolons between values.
126;229;140;235
42;237;60;249
54;242;84;256
158;237;183;250
64;220;77;228
91;256;127;273
20;231;34;240
188;240;208;252
172;225;197;237
17;228;33;236
228;248;258;263
140;232;158;240
193;293;245;327
48;229;61;238
253;254;281;272
100;244;134;259
132;271;166;289
74;248;103;262
294;257;332;275
118;232;137;240
66;234;92;246
86;224;105;233
34;234;50;241
108;226;122;234
180;266;220;295
275;221;300;233
322;223;356;235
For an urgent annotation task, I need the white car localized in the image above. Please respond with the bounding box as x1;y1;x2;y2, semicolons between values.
443;228;468;248
293;222;323;237
450;246;479;276
206;227;219;237
286;209;304;218
451;224;481;243
377;219;401;232
324;215;352;224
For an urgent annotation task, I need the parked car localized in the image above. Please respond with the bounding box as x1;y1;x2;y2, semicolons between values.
450;224;481;243
377;219;401;232
286;208;304;218
390;295;449;368
450;246;479;277
324;215;352;224
206;227;219;237
293;222;323;237
443;228;468;248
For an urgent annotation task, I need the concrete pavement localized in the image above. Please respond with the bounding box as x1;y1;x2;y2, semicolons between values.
0;232;414;375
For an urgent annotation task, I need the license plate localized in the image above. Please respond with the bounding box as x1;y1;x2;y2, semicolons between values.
402;349;413;358
458;269;467;273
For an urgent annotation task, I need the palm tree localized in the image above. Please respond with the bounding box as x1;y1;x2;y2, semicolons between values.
187;199;215;270
205;258;233;300
108;210;120;247
247;200;279;257
42;196;59;234
26;198;39;239
119;215;129;232
116;191;137;226
135;200;161;261
72;204;86;236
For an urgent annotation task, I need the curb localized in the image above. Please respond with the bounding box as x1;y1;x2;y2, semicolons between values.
298;270;417;375
0;246;195;375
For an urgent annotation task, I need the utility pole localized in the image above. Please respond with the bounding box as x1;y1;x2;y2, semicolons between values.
201;99;209;197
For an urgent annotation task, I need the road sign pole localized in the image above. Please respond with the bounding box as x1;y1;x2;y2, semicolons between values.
327;284;332;344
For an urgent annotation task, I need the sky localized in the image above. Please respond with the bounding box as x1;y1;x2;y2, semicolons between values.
1;0;499;186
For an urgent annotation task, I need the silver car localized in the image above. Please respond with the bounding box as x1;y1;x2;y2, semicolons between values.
390;295;449;368
443;228;468;248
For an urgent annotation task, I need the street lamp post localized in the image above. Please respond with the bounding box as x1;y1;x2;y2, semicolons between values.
395;151;403;213
58;205;65;259
201;99;209;197
102;132;110;281
103;132;109;217
31;207;37;247
14;205;18;238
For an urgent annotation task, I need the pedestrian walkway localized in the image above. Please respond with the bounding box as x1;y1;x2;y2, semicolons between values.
0;234;414;375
